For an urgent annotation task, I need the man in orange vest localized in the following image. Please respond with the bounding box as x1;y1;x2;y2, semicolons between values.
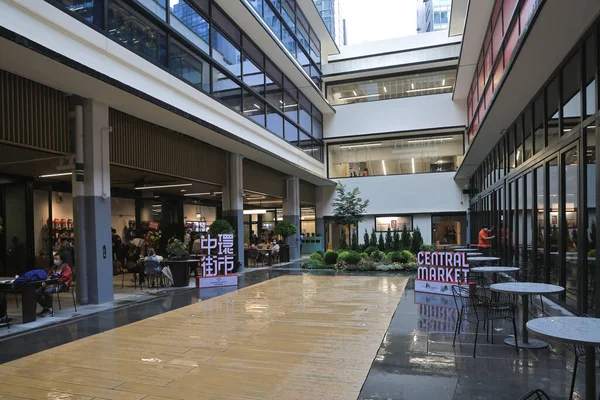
478;225;495;248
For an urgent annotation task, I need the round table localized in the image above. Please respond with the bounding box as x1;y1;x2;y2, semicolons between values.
528;317;600;399
490;282;564;349
464;252;483;256
467;256;500;265
470;266;519;283
454;248;480;252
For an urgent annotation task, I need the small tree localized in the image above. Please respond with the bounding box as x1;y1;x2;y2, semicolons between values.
378;232;385;251
401;224;411;250
338;227;347;249
370;228;377;247
209;219;234;235
331;183;369;250
274;220;298;242
351;229;359;250
385;227;393;252
392;229;401;251
363;229;370;247
411;227;424;254
590;221;597;249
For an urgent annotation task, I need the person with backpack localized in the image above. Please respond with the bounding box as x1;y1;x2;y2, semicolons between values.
35;253;72;317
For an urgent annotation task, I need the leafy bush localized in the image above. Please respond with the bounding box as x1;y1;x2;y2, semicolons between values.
398;250;414;263
338;251;350;262
371;250;386;262
324;250;339;265
360;252;368;259
364;246;378;255
389;251;403;263
209;219;234;235
589;249;597;257
274;220;298;239
421;244;437;252
310;253;323;262
411;227;424;254
302;258;327;269
315;250;324;256
345;251;362;265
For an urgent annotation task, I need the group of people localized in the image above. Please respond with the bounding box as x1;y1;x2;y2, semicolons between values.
247;238;280;265
349;168;369;177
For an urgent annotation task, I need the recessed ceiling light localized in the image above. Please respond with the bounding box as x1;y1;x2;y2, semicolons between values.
135;183;192;190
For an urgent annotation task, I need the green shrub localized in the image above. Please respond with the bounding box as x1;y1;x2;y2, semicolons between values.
364;246;378;255
411;227;424;254
338;251;350;262
421;244;437;252
589;249;597;257
316;250;324;256
399;250;414;263
302;258;326;269
310;253;323;262
371;250;386;262
324;250;339;265
389;251;403;263
360;252;368;259
345;251;362;265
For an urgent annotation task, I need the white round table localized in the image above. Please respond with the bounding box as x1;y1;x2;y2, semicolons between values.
464;252;483;256
527;317;600;399
454;248;480;252
467;256;500;265
490;282;564;349
470;266;519;283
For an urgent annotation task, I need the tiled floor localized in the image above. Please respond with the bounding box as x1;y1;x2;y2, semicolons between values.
0;274;408;400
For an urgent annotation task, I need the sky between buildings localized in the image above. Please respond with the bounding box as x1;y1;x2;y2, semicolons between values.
340;0;418;46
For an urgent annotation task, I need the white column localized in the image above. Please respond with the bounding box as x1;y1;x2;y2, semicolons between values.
283;176;300;260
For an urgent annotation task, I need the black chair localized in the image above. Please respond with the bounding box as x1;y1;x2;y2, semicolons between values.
247;248;258;267
451;284;519;357
566;344;600;400
0;292;10;329
56;282;77;312
519;389;550;400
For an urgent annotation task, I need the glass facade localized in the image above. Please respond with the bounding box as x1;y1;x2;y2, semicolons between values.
49;0;324;161
328;133;463;178
326;69;456;106
469;21;600;314
247;0;322;87
466;0;539;144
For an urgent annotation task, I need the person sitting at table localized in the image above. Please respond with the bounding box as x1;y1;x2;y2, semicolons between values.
144;248;163;287
267;241;280;265
36;253;72;317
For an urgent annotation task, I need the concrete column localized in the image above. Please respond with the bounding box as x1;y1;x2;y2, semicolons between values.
222;153;244;273
72;104;88;304
315;186;325;252
81;99;113;304
283;176;300;260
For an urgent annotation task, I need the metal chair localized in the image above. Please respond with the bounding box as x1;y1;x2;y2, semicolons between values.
451;284;519;357
247;248;258;267
511;261;544;315
566;344;600;400
519;389;551;400
142;259;162;290
56;282;77;312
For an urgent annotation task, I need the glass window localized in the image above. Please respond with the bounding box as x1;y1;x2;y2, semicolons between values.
562;52;582;135
586;33;597;117
563;148;579;308
108;1;167;66
536;166;545;283
137;0;167;21
299;132;313;158
263;2;281;38
266;105;283;138
515;117;523;167
283;91;298;122
585;124;597;312
212;68;241;111
312;119;322;140
299;106;311;133
248;0;263;15
243;90;265;126
265;75;283;109
548;157;560;286
492;13;503;63
526;172;534;264
375;216;413;232
524;107;533;161
282;26;297;57
56;0;103;26
285;120;298;145
508;127;515;170
169;0;209;54
328;134;464;178
327;70;456;105
281;0;295;31
242;56;264;94
211;27;241;78
169;40;210;93
212;6;241;45
534;93;545;154
547;76;560;147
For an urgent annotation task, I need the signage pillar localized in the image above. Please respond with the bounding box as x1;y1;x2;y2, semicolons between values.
283;176;300;260
222;153;244;273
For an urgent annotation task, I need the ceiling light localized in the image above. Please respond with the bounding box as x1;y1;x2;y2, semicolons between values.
406;85;453;93
442;79;445;85
340;142;382;149
243;209;267;215
412;158;416;174
383;86;387;93
39;172;72;178
183;192;211;196
411;83;415;89
516;150;520;160
339;93;380;101
254;103;260;109
180;189;187;192
407;137;454;143
135;183;192;190
213;191;222;195
382;160;387;176
247;196;266;200
352;90;357;96
196;213;201;218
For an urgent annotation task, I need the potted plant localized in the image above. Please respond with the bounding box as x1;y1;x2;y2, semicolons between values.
209;219;235;235
166;237;189;260
274;220;298;262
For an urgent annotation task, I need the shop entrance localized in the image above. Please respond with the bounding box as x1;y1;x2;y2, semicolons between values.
431;213;467;246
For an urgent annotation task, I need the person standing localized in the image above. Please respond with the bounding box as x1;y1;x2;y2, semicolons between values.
478;225;495;248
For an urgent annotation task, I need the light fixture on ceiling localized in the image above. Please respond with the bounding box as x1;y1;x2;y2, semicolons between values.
406;136;454;143
243;209;267;215
247;196;266;200
516;150;520;160
442;79;445;85
183;192;211;196
406;85;453;93
382;160;387;176
340;142;382;149
412;158;416;174
213;191;222;195
180;189;187;192
352;90;357;96
383;86;387;93
135;183;192;190
339;93;380;101
39;172;72;178
411;83;415;89
196;213;201;218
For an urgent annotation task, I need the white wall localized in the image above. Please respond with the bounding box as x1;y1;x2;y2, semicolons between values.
322;172;467;216
33;191;74;255
353;214;432;245
324;94;466;139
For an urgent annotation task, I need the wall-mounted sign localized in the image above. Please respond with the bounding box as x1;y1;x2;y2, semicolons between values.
391;220;397;229
197;234;238;288
414;251;473;296
148;221;159;230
